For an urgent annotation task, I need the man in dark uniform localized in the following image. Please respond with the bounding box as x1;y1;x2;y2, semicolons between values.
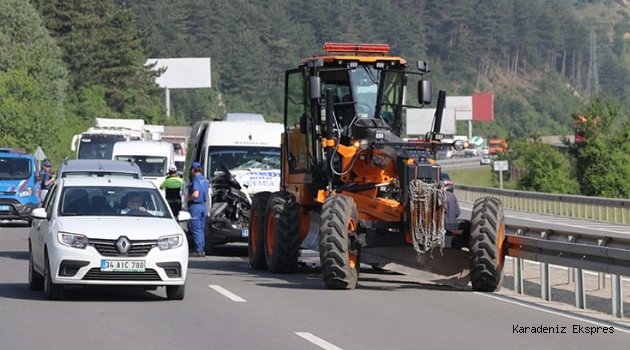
187;162;209;257
445;184;460;225
39;159;54;190
160;165;184;217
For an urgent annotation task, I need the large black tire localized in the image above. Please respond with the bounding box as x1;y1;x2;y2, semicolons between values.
469;197;506;292
28;242;44;291
319;194;360;289
264;191;300;273
248;191;271;270
43;252;63;300
166;284;185;300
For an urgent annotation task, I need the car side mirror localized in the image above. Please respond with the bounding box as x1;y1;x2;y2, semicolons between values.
177;210;192;222
31;207;47;220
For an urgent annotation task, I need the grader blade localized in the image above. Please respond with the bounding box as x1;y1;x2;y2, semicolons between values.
362;246;471;289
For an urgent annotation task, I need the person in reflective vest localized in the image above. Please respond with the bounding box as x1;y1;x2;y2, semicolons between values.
187;162;209;257
160;165;184;217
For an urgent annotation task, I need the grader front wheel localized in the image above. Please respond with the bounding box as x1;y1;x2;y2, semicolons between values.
319;194;361;289
248;191;271;270
263;191;300;273
469;197;506;292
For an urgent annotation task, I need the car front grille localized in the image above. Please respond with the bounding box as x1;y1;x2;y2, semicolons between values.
82;268;161;281
88;238;157;257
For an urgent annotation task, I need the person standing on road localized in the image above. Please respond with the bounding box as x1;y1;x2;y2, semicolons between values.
39;159;54;190
160;165;184;217
187;162;209;257
445;185;461;225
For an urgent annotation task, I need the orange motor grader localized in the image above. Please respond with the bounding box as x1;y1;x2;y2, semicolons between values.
248;43;506;291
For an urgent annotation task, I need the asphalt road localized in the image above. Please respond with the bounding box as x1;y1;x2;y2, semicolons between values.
2;223;630;350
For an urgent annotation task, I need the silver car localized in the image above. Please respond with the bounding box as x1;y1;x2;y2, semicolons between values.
56;159;143;179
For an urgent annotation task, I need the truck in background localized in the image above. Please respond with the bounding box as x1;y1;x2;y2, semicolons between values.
111;140;175;195
0;148;41;224
71;118;151;160
161;126;191;175
487;138;508;156
186;116;283;253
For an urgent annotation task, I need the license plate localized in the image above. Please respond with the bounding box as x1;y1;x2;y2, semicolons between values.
241;228;249;237
100;259;145;272
0;205;9;211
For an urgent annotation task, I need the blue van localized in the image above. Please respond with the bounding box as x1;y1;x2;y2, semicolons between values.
0;149;41;223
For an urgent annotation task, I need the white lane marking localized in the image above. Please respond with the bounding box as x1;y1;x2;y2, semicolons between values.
295;332;344;350
475;292;630;334
208;284;246;302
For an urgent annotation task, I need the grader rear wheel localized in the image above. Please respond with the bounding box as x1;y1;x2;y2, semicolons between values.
264;191;300;273
469;197;506;292
248;192;271;270
319;194;360;289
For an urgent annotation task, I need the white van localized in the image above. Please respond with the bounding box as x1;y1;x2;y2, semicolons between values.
187;119;283;191
186;117;283;252
111;141;175;193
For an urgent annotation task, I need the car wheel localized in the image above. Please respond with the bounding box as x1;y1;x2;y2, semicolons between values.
28;244;44;291
43;253;63;300
166;284;185;300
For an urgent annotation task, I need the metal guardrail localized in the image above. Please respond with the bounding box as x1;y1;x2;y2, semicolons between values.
455;184;630;224
504;219;630;317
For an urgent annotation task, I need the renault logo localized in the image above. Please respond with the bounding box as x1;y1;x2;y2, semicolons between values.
116;236;131;254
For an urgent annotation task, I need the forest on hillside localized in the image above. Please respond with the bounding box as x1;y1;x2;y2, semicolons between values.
125;0;630;139
1;0;628;196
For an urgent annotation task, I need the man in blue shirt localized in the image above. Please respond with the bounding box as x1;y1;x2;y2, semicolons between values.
187;162;209;257
445;185;461;225
39;159;54;190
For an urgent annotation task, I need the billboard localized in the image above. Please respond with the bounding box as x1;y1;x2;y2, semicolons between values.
472;92;494;122
146;57;211;89
406;108;456;136
445;96;472;120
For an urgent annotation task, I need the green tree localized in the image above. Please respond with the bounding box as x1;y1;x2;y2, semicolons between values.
34;0;164;122
0;0;68;161
511;140;579;194
571;97;630;198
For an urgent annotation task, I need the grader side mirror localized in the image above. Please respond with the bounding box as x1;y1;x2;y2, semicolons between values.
309;76;321;99
418;80;432;104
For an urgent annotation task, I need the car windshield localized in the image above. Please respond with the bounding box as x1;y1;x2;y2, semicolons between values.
0;158;31;180
78;134;127;159
59;186;171;218
208;146;280;176
114;156;167;177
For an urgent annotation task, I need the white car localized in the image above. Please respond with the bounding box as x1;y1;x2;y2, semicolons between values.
28;177;190;300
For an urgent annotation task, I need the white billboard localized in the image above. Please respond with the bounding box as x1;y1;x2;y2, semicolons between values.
445;96;472;120
146;57;211;89
406;108;456;136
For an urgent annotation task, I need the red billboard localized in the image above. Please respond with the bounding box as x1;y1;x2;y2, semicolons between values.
472;92;494;122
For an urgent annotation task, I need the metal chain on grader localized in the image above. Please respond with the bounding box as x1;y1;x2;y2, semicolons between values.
408;179;447;258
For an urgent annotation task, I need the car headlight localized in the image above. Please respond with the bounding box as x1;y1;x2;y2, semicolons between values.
157;234;183;250
18;187;33;197
58;232;88;249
